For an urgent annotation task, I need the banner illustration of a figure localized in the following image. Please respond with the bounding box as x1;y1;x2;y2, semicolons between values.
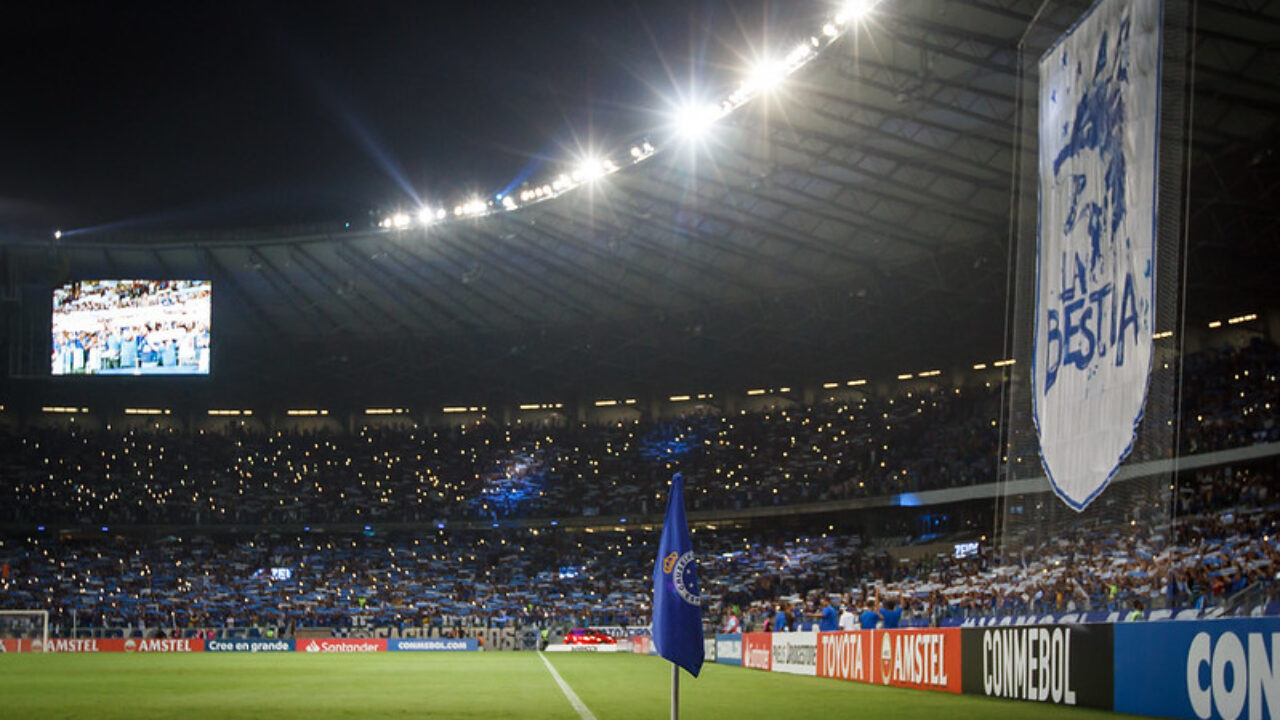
1035;0;1162;510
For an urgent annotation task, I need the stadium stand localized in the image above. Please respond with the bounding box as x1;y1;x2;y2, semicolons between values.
1;340;1276;638
3;340;1275;527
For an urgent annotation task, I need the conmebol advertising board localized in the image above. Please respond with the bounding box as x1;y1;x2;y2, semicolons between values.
961;624;1112;709
1114;618;1280;720
388;638;477;652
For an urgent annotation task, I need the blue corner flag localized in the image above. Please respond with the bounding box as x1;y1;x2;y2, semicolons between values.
652;472;704;677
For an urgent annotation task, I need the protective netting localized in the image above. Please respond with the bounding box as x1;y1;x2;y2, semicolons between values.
995;0;1191;612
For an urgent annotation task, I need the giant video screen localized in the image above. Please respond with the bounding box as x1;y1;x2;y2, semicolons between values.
52;280;211;376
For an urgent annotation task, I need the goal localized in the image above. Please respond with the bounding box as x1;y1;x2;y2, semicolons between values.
0;610;49;652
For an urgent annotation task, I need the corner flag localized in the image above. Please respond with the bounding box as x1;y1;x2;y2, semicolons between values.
652;472;704;677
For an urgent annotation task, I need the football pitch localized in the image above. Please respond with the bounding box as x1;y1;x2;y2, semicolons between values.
0;651;1142;719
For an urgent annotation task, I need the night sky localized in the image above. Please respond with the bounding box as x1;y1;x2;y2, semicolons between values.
2;0;823;235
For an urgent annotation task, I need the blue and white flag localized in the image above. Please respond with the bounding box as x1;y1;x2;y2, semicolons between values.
652;472;704;677
1035;0;1162;511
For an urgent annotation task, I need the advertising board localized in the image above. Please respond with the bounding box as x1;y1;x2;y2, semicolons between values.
961;624;1111;708
874;628;962;693
205;639;294;652
771;631;818;676
296;638;387;653
388;638;477;652
716;634;742;667
1114;618;1280;720
817;630;873;683
742;633;772;671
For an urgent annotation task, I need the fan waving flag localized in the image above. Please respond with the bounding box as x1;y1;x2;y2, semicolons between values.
652;472;704;677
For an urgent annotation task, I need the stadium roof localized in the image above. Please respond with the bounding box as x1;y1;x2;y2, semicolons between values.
3;0;1278;405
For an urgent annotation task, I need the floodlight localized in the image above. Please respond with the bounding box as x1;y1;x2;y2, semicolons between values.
392;213;411;228
575;156;609;182
674;103;721;140
418;208;435;225
836;0;877;25
785;42;813;67
745;59;787;93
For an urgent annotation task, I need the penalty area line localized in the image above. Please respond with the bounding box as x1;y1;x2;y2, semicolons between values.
538;651;599;720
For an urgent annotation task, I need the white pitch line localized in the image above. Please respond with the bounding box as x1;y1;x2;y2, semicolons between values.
538;651;599;720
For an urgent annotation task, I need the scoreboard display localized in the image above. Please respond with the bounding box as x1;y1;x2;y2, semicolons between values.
52;280;211;376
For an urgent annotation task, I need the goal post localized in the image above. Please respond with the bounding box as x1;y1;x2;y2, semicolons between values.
0;610;50;652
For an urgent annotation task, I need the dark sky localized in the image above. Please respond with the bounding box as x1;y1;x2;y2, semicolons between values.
1;0;824;235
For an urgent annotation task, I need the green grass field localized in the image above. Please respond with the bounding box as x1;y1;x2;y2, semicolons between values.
0;652;1143;719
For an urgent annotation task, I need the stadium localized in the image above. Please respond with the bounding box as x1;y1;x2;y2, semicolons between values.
1;0;1278;718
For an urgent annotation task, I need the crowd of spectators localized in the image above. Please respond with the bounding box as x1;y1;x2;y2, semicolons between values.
0;339;1275;635
4;340;1275;527
1;462;1274;636
728;463;1280;632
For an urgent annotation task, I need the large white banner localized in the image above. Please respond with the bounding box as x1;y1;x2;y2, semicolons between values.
1035;0;1162;510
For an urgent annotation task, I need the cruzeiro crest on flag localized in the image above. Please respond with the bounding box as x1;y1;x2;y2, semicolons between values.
663;550;702;606
1034;0;1162;511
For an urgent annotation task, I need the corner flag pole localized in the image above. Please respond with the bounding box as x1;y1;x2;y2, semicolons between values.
653;471;704;720
671;663;680;720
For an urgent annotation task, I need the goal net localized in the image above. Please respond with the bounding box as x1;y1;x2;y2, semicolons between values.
0;610;50;652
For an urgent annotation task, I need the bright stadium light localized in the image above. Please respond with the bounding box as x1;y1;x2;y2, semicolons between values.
836;0;878;25
369;4;863;229
674;103;722;140
785;42;814;67
575;156;614;183
745;59;787;94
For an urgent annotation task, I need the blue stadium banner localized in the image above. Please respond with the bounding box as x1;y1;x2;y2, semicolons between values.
1035;0;1162;510
716;634;742;667
1114;618;1280;720
388;638;478;652
652;472;704;677
204;638;295;652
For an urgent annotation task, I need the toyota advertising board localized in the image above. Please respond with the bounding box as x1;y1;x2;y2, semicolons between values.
961;624;1112;709
818;631;873;683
